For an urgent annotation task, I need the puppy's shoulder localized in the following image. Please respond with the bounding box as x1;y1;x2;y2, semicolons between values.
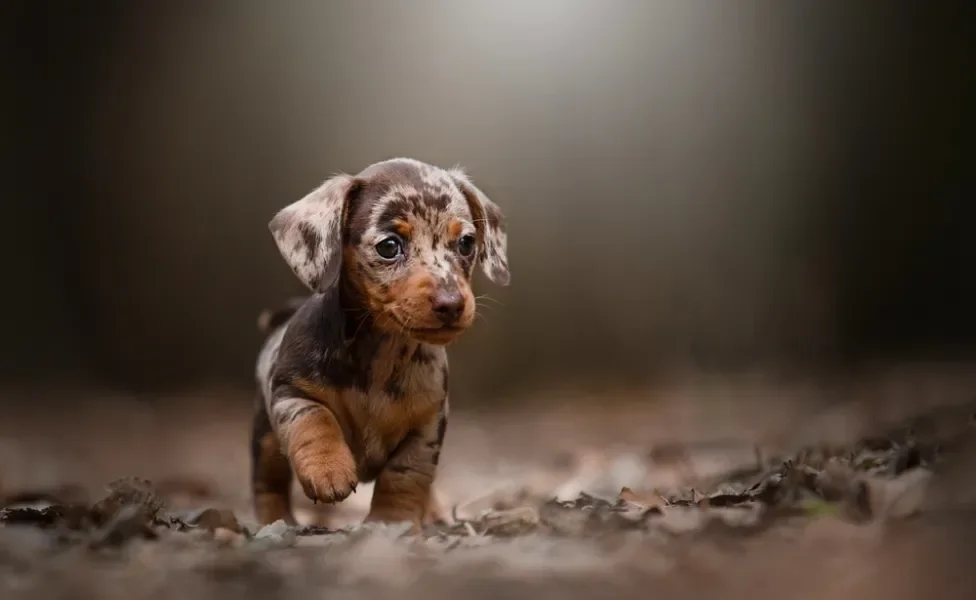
272;292;337;377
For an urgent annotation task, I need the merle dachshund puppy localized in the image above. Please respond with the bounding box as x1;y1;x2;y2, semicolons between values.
251;158;509;528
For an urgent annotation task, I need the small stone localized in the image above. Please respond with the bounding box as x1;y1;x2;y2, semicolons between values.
252;519;297;546
186;528;214;543
350;520;416;540
212;527;246;548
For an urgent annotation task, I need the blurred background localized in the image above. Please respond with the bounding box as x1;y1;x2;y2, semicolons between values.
1;1;975;509
3;6;976;597
5;1;974;400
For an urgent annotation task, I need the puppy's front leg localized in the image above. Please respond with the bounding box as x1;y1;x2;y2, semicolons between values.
366;401;448;527
270;384;359;504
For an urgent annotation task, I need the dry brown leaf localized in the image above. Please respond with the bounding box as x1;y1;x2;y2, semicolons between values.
186;507;242;533
618;487;668;512
0;504;91;530
451;484;534;522
871;467;934;520
90;477;163;526
815;459;860;502
89;504;158;549
479;506;540;537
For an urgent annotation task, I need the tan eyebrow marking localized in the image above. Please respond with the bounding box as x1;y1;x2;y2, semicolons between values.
447;220;463;240
392;219;413;238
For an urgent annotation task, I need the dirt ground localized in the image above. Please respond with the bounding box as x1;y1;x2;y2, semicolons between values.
2;364;976;599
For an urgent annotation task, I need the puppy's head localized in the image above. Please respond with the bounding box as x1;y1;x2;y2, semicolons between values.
269;158;509;345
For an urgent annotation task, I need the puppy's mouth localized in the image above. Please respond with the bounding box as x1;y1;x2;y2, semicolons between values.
408;324;466;335
405;324;468;344
386;313;470;344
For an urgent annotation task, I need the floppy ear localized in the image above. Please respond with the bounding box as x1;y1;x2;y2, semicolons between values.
449;169;510;286
268;173;358;291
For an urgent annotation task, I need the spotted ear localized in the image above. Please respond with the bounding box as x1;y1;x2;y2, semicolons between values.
450;169;510;286
269;173;358;291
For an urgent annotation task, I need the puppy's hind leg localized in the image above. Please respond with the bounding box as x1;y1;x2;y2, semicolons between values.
250;397;297;525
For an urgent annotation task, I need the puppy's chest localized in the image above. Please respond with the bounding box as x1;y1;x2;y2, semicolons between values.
339;348;448;477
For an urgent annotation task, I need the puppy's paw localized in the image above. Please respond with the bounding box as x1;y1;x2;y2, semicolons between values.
293;445;359;505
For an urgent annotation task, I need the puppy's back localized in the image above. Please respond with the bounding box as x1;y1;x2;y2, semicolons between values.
254;296;307;401
256;296;308;336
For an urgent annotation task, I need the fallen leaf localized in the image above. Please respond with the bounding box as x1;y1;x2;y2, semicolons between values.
815;459;859;502
90;477;163;526
89;504;157;549
0;504;92;530
185;508;241;533
479;506;539;537
618;486;668;512
873;467;934;519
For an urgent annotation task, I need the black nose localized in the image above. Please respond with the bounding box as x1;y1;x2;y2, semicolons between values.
431;290;465;324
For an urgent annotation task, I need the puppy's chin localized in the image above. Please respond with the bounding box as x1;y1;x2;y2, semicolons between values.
405;325;469;346
381;311;473;345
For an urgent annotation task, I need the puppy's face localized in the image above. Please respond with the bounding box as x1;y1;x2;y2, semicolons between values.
269;158;509;346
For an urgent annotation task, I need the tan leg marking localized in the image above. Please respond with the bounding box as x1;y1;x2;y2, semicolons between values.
286;406;359;505
251;409;297;525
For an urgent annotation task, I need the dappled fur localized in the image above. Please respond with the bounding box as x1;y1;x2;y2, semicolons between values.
251;158;509;528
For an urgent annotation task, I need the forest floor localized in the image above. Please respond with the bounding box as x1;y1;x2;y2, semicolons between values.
2;365;976;600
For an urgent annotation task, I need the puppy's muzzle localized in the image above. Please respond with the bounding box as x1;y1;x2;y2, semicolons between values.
431;289;465;326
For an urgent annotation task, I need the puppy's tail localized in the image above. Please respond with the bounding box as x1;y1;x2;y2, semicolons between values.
256;297;307;335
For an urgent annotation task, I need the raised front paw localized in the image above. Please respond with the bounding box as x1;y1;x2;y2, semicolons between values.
293;445;359;504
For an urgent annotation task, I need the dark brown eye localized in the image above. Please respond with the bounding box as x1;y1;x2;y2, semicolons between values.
457;234;476;257
375;237;402;260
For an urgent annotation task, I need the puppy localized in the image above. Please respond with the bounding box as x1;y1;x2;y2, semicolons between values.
251;157;510;528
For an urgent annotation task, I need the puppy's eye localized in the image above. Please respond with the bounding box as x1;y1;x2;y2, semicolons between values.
375;237;403;260
457;234;476;257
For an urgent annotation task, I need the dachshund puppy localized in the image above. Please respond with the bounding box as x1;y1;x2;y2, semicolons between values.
251;158;509;528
